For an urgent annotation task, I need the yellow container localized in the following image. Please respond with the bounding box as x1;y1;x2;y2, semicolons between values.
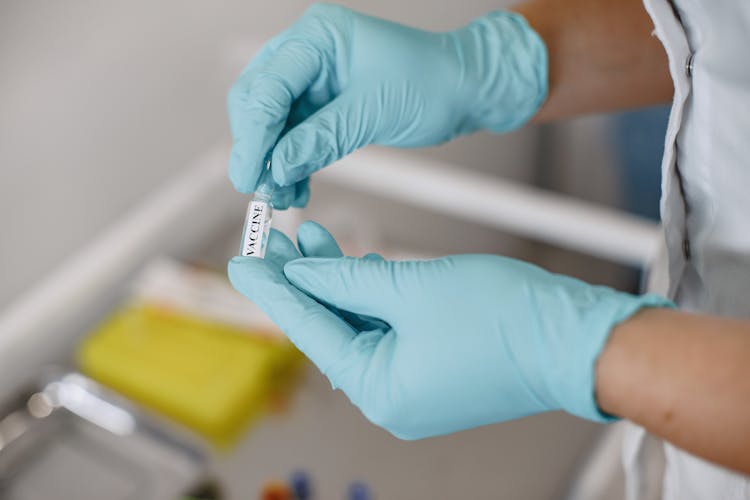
78;303;303;449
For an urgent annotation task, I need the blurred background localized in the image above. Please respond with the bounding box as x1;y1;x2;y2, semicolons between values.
0;0;668;499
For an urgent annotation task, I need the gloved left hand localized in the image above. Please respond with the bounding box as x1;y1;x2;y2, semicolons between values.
228;221;671;439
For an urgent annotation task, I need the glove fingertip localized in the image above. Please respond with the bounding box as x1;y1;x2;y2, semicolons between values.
296;219;327;238
228;255;250;274
291;179;311;208
227;256;260;294
271;145;299;187
297;221;344;258
272;129;323;187
271;185;295;210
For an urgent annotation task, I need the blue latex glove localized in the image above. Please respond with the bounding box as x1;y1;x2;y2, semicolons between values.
228;222;672;439
227;4;547;208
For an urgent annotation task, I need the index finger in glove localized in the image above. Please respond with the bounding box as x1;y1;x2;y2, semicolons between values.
227;6;344;194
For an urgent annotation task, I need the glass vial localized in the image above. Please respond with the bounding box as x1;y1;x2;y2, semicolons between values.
239;158;274;258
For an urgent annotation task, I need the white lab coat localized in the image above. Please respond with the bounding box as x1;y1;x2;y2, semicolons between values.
624;1;750;498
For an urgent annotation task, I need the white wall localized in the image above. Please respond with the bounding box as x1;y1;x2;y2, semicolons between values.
0;0;543;309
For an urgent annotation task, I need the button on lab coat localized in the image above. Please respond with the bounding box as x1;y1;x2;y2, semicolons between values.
623;1;750;498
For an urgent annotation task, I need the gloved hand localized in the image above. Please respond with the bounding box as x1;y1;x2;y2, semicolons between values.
228;222;672;439
227;4;548;208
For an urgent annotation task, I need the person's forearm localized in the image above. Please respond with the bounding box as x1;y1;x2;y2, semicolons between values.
596;308;750;474
512;0;673;121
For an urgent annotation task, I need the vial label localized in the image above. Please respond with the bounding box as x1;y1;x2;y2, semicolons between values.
242;200;269;258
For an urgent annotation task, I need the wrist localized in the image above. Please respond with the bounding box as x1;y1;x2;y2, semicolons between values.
595;307;677;420
556;292;673;422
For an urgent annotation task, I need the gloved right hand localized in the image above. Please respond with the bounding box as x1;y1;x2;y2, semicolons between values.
228;3;548;207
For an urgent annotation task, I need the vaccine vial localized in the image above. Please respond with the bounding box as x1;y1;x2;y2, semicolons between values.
240;158;274;258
